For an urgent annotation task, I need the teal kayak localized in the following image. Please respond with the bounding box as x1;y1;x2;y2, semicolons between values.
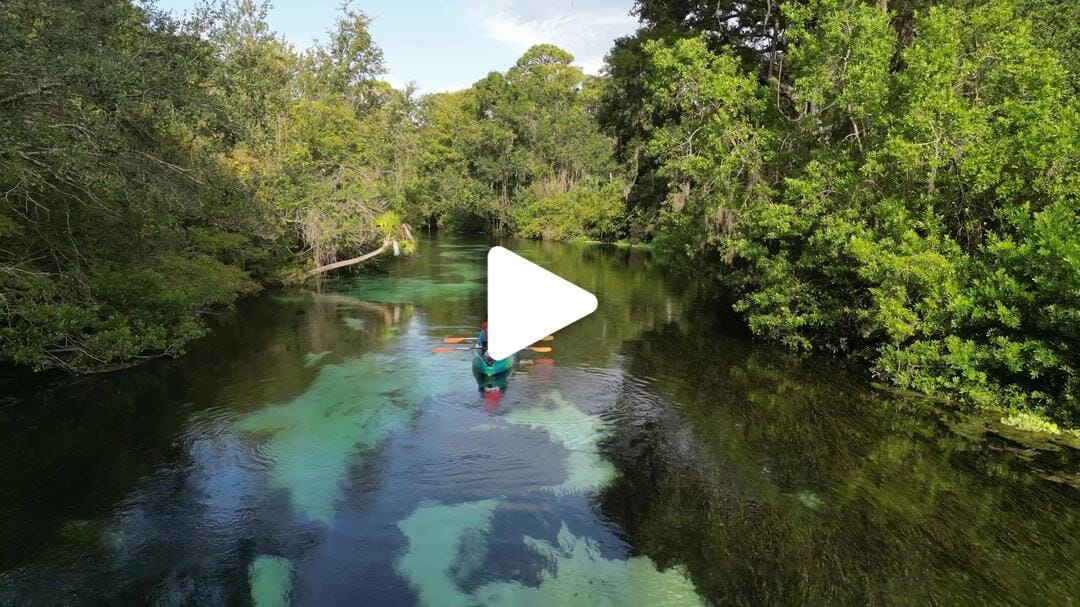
472;350;515;376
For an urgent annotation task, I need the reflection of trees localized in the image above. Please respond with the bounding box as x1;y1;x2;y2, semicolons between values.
0;292;405;577
298;288;408;329
600;322;1080;605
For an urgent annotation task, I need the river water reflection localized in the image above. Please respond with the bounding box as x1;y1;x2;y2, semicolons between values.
0;237;1077;605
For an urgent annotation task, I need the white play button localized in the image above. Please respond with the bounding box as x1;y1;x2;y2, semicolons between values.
486;246;598;360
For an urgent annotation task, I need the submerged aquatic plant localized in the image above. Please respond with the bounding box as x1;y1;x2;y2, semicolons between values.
396;501;704;607
396;500;500;607
473;523;703;606
236;344;461;523
249;555;293;607
503;391;618;494
339;276;482;304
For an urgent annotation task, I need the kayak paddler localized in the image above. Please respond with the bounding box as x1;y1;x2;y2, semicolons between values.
476;321;494;364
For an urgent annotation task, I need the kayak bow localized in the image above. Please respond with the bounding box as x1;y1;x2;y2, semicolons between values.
472;350;515;376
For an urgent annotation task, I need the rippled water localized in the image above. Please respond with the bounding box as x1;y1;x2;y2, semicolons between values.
1;238;1077;605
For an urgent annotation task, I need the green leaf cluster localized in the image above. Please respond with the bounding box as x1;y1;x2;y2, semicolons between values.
0;0;276;370
626;0;1080;423
0;0;410;370
409;45;625;239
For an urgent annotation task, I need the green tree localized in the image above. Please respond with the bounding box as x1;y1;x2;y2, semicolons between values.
0;0;415;370
410;44;624;240
0;0;263;371
629;0;1080;424
230;3;416;276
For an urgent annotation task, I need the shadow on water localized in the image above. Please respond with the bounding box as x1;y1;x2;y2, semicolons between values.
0;290;413;603
600;318;1080;605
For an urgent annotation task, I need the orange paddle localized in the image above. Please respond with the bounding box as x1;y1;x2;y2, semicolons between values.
444;335;553;344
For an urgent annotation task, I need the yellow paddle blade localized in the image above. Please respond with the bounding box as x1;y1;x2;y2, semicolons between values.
528;346;553;353
432;346;456;353
540;335;555;341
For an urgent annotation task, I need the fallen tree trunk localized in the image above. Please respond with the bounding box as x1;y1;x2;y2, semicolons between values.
303;239;391;280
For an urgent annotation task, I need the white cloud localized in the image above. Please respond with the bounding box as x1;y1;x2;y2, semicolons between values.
470;0;638;74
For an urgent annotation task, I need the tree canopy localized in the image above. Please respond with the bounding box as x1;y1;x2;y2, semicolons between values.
611;0;1080;424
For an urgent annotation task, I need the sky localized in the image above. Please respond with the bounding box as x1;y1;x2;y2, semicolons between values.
156;0;640;94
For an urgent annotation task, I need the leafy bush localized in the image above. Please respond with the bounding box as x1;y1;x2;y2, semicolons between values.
1;255;257;371
513;181;626;241
639;1;1080;424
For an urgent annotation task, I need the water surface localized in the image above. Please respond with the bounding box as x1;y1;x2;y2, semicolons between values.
1;238;1077;605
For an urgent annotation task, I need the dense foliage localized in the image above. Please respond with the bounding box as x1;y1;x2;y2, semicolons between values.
410;44;624;238
0;0;415;370
610;0;1080;424
1;0;263;371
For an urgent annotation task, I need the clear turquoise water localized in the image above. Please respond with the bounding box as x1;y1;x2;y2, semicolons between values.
0;237;1077;605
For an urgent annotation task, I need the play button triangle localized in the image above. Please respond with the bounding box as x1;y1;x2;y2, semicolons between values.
487;246;598;360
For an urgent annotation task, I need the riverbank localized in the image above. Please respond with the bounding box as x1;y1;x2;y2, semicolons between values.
3;237;1076;605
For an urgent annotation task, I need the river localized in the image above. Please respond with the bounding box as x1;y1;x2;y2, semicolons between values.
1;237;1077;605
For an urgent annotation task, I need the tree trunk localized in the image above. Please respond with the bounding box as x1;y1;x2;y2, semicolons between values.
303;239;391;280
